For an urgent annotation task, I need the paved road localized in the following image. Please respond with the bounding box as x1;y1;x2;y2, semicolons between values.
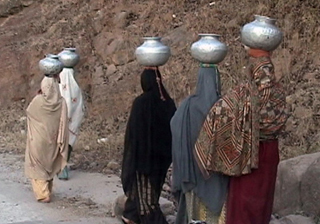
0;153;122;224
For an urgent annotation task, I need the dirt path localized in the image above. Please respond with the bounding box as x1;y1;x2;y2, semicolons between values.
0;152;122;224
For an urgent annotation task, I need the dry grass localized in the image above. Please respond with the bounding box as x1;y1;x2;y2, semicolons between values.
0;102;27;153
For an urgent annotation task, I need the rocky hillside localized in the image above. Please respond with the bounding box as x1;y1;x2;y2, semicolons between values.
0;0;320;171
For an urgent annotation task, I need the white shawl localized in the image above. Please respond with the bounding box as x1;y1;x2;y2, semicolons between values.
59;68;85;147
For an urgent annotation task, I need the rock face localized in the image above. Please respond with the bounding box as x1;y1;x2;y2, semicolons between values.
301;157;320;216
1;0;320;180
273;152;320;217
270;215;315;224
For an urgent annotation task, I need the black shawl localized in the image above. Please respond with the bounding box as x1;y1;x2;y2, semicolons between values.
121;68;177;196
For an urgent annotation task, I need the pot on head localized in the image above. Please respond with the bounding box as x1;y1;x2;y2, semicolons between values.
39;54;64;76
58;48;80;68
191;34;228;64
135;37;171;67
240;15;283;51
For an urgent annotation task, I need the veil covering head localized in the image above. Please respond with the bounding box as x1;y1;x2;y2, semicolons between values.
25;76;69;181
40;76;63;112
170;67;229;220
121;67;176;197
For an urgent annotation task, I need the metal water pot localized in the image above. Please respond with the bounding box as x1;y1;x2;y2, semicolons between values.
191;34;228;64
58;48;80;68
135;37;171;66
39;54;64;76
241;15;283;51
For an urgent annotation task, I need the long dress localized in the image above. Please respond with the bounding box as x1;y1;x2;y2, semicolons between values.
226;140;279;224
170;65;229;224
25;77;69;201
121;68;176;224
58;68;85;180
195;53;289;224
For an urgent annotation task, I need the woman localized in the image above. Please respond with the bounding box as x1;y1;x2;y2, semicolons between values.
194;47;289;224
171;65;229;224
121;67;176;224
58;67;85;180
25;76;69;203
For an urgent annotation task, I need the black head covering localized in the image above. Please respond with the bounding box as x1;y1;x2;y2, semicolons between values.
121;68;176;196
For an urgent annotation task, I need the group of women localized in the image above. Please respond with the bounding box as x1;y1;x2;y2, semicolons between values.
24;16;289;224
120;25;289;224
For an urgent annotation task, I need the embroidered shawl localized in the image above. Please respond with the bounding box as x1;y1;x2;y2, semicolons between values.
194;56;289;177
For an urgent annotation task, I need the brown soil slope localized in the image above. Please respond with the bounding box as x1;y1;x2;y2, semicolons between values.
0;0;319;172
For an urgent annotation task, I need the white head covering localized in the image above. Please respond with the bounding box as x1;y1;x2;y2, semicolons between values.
59;68;85;147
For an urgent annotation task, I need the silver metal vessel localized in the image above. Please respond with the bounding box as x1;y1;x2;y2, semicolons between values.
191;34;228;64
58;48;80;68
135;37;171;66
39;54;64;75
241;15;283;51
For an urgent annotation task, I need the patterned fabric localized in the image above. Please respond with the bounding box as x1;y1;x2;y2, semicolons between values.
184;191;227;224
59;68;85;147
194;57;289;177
123;172;169;224
185;191;220;224
135;173;159;215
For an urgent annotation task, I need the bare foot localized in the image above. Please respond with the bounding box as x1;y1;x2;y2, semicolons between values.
38;197;51;203
121;216;137;224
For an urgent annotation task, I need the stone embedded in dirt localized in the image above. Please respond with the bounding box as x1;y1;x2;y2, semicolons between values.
92;65;105;86
91;9;106;34
107;161;120;171
102;168;114;174
90;162;98;167
113;11;129;29
293;107;313;119
301;156;320;216
89;0;104;11
93;32;114;60
19;116;26;122
21;0;34;7
97;138;109;144
113;194;127;218
162;183;171;192
273;152;320;216
109;73;124;84
106;64;117;76
270;215;316;224
112;50;135;66
159;197;175;216
162;26;192;55
166;215;176;224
